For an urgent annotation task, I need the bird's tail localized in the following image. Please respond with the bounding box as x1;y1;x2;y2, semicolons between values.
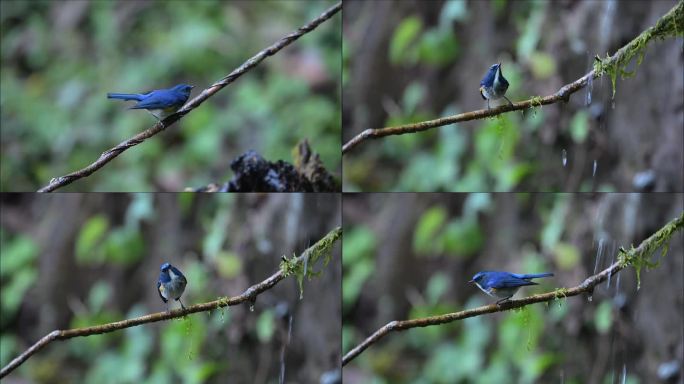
517;272;554;280
107;93;143;101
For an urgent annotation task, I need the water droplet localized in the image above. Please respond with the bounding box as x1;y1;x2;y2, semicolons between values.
562;149;568;167
611;100;615;109
593;160;598;177
586;76;593;106
249;304;255;312
587;295;593;302
594;237;605;274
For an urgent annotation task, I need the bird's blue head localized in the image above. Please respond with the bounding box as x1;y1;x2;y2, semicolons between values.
480;63;499;87
160;262;171;272
469;271;487;285
480;63;508;88
171;84;194;97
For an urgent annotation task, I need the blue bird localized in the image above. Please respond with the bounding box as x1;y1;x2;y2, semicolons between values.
479;63;513;109
107;84;194;121
469;271;553;304
157;262;187;311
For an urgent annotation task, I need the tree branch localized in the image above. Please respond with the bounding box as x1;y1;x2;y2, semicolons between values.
341;1;683;154
0;226;342;379
37;2;342;192
342;213;683;366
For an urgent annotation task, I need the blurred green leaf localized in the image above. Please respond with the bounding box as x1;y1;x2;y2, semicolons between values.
343;226;376;310
343;226;376;265
570;110;589;143
463;193;492;218
1;268;37;323
426;273;450;305
516;2;545;61
441;219;483;257
402;82;426;114
105;228;144;265
418;29;459;66
594;301;613;334
256;310;275;343
554;242;580;270
343;258;373;311
390;16;423;64
414;206;447;255
88;281;112;313
0;235;38;277
76;215;109;264
541;196;568;250
529;52;556;79
439;0;468;26
216;251;243;279
126;193;155;228
0;335;17;369
424;343;481;383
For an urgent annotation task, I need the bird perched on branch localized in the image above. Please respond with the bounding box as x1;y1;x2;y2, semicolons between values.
107;84;194;121
479;63;513;109
469;271;553;304
157;262;187;311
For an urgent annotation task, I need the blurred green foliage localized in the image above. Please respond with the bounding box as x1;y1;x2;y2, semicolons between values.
1;0;340;191
343;194;585;383
0;232;38;326
413;193;492;257
342;225;376;312
343;0;618;192
0;193;318;382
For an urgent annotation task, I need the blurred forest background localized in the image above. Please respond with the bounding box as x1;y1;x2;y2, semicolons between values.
342;0;683;192
343;193;683;383
0;193;341;383
1;0;341;191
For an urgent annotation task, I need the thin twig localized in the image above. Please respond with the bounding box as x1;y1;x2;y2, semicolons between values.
342;1;682;154
0;227;342;379
342;214;683;366
37;2;342;192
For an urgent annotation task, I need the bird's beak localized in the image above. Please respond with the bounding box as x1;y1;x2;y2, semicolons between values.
498;62;501;67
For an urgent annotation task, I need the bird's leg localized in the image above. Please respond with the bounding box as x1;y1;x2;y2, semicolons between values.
487;99;491;110
503;95;513;107
145;110;162;121
496;297;512;306
178;298;186;310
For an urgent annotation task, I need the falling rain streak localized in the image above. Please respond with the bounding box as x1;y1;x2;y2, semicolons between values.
562;149;568;167
594;237;605;274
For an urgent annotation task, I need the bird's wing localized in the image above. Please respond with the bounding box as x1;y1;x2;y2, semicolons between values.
157;281;168;303
514;272;554;280
169;265;187;285
494;276;538;288
130;90;185;110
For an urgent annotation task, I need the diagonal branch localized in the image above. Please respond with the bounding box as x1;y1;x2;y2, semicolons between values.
342;1;682;154
37;2;342;192
0;226;342;379
342;213;683;366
